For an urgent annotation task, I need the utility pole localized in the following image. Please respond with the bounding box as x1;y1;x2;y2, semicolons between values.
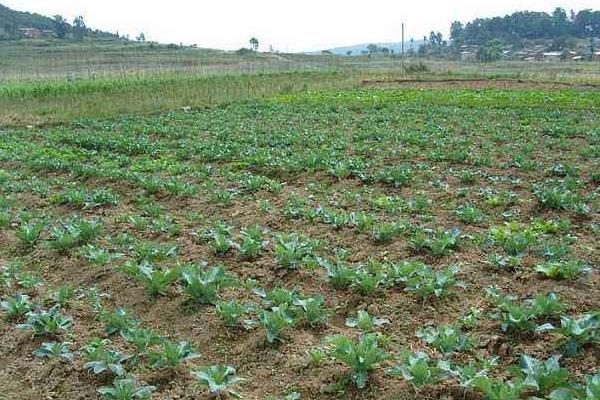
401;22;405;71
402;23;405;57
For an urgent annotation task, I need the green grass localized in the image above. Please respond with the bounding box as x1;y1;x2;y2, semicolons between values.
3;39;600;126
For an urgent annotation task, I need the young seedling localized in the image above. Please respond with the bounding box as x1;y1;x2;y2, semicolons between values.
135;263;179;296
215;300;248;328
97;378;155;400
516;354;571;396
148;340;200;370
1;293;33;320
293;296;329;327
326;333;389;389
416;324;471;355
33;341;74;362
191;365;243;399
83;338;130;376
535;260;590;280
386;351;447;388
180;264;235;304
345;310;389;332
17;306;72;336
102;308;140;335
259;305;296;344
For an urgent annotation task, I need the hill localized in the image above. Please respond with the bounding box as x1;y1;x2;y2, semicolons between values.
320;40;424;56
0;3;115;40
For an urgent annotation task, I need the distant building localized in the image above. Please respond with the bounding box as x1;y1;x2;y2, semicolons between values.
19;27;42;39
18;27;55;39
542;52;562;61
460;51;476;62
593;52;600;61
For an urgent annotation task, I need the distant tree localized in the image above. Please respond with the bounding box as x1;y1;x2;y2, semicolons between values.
72;15;86;41
321;50;333;55
429;31;443;46
53;15;67;39
552;8;570;36
2;22;18;38
450;21;464;44
249;37;259;51
346;50;352;56
366;43;379;55
477;39;503;62
136;32;146;42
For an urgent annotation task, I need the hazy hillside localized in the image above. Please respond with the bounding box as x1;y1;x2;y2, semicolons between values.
319;40;424;55
0;3;115;40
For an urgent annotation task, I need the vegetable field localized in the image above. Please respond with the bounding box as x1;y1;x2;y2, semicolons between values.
0;87;599;399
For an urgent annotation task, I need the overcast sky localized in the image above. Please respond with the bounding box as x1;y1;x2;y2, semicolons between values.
3;0;598;51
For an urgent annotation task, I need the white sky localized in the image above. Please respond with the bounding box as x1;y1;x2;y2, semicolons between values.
3;0;598;52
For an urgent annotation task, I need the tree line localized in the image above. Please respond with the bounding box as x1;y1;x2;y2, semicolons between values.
414;8;599;62
451;8;600;46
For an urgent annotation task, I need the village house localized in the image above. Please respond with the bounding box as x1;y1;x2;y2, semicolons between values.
460;51;476;62
542;52;563;61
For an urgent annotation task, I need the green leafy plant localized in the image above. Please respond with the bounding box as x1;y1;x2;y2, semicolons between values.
191;365;243;399
181;264;235;304
352;267;386;296
97;378;155;400
103;308;140;335
274;233;319;270
83;338;130;376
410;228;461;257
320;258;355;289
1;293;33;320
49;217;103;253
17;306;72;336
516;354;570;396
50;285;75;308
259;305;296;344
386;351;447;388
404;265;463;299
455;204;484;224
416;324;471;355
345;310;389;332
535;260;590;280
135;262;179;296
534;184;589;214
121;328;162;355
293;296;328;327
215;300;247;327
488;223;538;256
327;333;389;389
376;165;414;188
202;222;233;255
540;313;600;356
148;340;200;370
236;225;266;260
487;288;562;334
16;220;45;249
33;341;74;362
471;376;526;400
